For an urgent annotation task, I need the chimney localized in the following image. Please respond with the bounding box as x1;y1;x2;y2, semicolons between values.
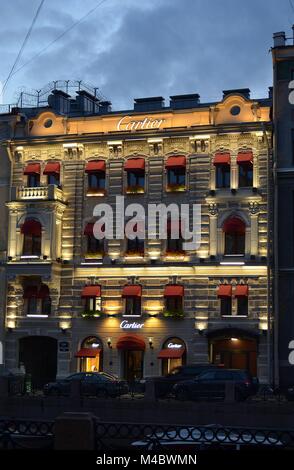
268;86;273;99
273;31;286;47
134;97;165;112
169;94;200;109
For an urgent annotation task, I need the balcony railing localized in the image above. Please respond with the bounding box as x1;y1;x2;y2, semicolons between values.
11;185;64;202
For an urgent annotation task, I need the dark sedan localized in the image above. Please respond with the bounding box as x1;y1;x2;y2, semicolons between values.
173;369;259;402
147;364;221;398
44;372;128;398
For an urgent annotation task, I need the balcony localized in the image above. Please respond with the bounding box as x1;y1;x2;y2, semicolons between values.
10;184;65;203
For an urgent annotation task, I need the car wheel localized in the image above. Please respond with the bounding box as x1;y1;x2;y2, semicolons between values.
96;389;108;399
176;388;188;401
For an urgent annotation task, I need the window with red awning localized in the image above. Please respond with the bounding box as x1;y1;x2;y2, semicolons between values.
213;153;230;165
21;219;42;236
122;285;142;297
164;285;184;297
217;285;232;298
124;158;145;171
43;162;60;175
234;285;249;297
237;152;253;165
81;285;101;298
85;160;106;173
165;156;186;168
23;163;41;175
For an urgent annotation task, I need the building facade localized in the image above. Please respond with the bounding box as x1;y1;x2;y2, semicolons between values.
1;84;272;388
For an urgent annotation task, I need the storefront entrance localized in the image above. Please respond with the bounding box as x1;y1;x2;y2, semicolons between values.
19;336;57;389
123;350;144;381
159;337;186;375
76;336;103;372
210;335;257;376
117;335;145;381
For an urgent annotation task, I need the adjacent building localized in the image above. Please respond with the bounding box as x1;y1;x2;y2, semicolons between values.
0;82;272;388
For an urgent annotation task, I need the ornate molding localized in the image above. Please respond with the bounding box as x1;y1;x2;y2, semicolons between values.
248;202;260;215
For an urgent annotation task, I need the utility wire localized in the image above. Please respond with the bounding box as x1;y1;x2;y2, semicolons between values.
3;0;46;92
11;0;109;79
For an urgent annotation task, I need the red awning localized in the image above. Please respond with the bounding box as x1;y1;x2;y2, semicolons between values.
122;285;142;297
85;160;106;173
158;348;185;359
75;348;101;358
164;285;184;297
213;153;230;165
116;335;145;351
223;217;245;235
81;285;101;298
21;219;41;236
234;285;249;297
24;163;41;175
217;285;232;298
237;152;253;164
165;156;186;168
38;285;50;299
23;286;38;298
124;158;145;171
43;162;60;175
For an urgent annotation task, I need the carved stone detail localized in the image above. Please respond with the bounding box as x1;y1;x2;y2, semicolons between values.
208;203;218;216
248;202;260;215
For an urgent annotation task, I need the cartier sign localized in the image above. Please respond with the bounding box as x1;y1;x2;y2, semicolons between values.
120;320;144;329
117;115;165;131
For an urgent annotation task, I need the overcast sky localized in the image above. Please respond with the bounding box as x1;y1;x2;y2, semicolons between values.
0;0;293;110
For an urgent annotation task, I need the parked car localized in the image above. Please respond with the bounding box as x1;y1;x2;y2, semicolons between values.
146;364;221;398
173;369;259;402
43;372;128;398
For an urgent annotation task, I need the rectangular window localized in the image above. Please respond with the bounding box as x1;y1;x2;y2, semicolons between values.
165;296;183;313
87;236;104;255
47;174;60;186
23;234;41;256
88;173;106;190
167;168;186;190
216;165;230;188
237;297;248;316
27;174;40;187
220;297;232;316
27;297;38;315
238;164;253;187
124;297;141;316
85;297;101;312
126;237;144;255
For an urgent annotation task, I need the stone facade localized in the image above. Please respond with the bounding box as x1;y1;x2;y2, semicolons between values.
1;89;272;385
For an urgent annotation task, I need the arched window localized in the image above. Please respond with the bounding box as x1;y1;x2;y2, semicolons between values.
21;219;42;256
223;216;245;255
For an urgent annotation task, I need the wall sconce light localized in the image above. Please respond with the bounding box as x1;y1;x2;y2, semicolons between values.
231;188;237;195
149;337;153;349
252;187;258;193
8;256;12;261
43;255;48;260
107;338;112;349
199;258;205;263
209;189;215;197
61;328;67;334
111;259;116;265
198;329;204;336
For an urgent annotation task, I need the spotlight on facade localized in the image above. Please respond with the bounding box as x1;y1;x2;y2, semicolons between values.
230;337;239;342
149;337;154;349
111;259;116;265
107;338;112;348
231;188;237;194
61;328;67;334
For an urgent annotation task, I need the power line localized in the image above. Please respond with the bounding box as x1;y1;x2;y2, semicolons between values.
3;0;46;92
11;0;109;79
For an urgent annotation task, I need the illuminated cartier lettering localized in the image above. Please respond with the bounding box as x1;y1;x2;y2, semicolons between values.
117;115;165;131
120;320;144;329
167;343;182;349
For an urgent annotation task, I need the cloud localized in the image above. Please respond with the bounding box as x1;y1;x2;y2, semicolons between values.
0;0;292;108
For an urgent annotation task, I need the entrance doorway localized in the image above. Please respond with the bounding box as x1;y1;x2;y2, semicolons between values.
19;336;57;389
76;336;103;372
123;350;144;381
117;335;145;381
159;337;186;375
210;337;257;376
